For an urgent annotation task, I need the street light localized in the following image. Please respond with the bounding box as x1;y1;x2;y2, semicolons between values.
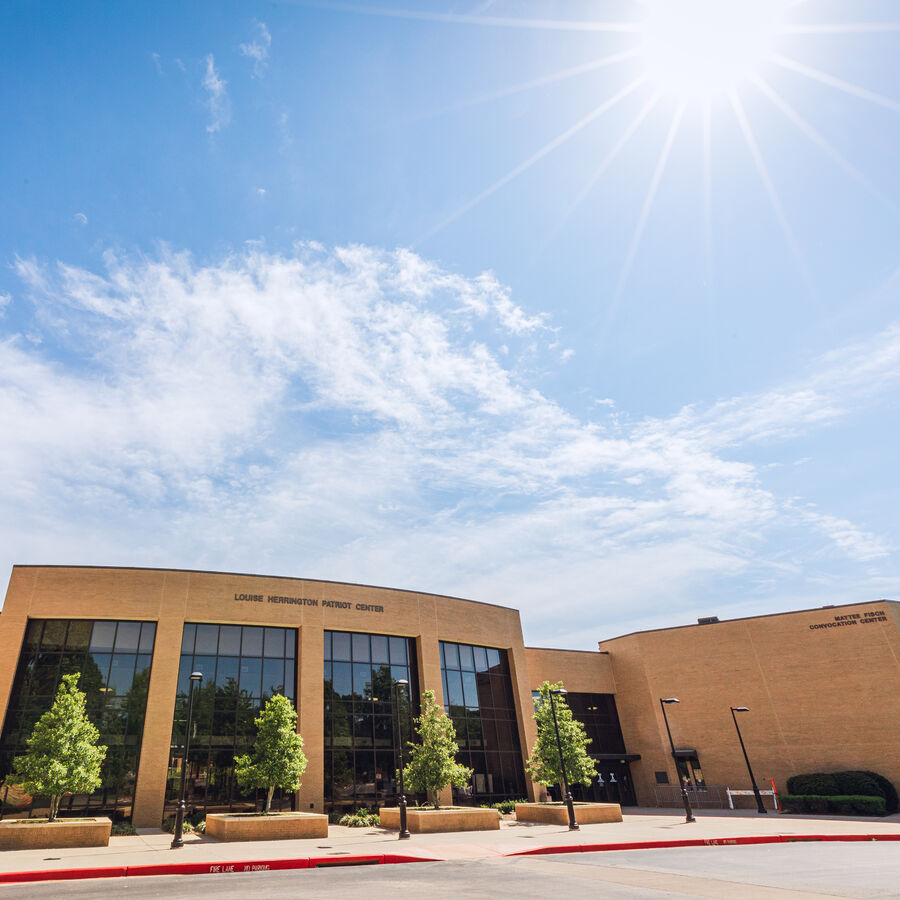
171;671;203;849
548;688;579;831
659;698;695;824
730;707;767;814
393;678;410;840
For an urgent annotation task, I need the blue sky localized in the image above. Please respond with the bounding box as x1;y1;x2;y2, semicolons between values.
1;1;899;647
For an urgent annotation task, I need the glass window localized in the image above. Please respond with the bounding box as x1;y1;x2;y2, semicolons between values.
351;633;370;662
241;627;263;657
138;623;156;654
239;657;263;697
181;623;196;654
440;641;524;806
331;632;351;661
331;662;352;699
443;642;459;670
0;619;156;822
263;658;285;695
90;621;117;653
388;636;408;665
195;624;219;654
114;622;141;653
371;635;389;664
65;620;93;651
324;630;417;813
264;628;285;659
218;626;241;656
165;623;298;818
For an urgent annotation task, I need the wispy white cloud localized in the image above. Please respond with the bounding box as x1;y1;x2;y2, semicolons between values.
202;54;231;133
240;21;271;77
74;212;88;225
2;245;897;643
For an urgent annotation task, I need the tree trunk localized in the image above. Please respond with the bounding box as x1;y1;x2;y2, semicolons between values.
430;789;440;810
49;794;60;822
265;786;274;815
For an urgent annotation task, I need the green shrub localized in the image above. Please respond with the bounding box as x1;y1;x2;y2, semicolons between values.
338;809;380;827
861;771;899;814
786;774;840;796
492;799;526;815
110;821;137;836
786;770;898;814
781;794;885;816
834;771;881;798
161;816;195;834
781;794;829;814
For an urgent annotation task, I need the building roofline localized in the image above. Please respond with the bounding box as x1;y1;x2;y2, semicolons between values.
9;564;517;614
598;599;897;645
525;646;608;655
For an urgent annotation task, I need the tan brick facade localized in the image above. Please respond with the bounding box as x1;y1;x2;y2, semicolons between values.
598;601;900;806
1;565;896;821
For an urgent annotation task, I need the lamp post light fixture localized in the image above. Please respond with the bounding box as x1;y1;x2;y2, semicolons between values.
730;707;767;814
659;698;695;824
393;678;411;840
171;671;203;849
548;688;579;831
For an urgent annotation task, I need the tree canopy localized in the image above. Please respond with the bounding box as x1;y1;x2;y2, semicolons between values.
401;689;473;809
13;673;107;821
234;693;307;814
525;681;596;792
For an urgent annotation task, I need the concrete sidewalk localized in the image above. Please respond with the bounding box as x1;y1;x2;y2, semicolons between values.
2;808;899;884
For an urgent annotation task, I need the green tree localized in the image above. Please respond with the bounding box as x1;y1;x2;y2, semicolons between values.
401;689;473;809
12;673;107;821
526;682;596;796
233;693;307;814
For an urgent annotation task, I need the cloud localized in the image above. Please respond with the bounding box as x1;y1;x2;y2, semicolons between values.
240;21;271;77
202;55;231;133
3;245;897;644
74;212;88;225
151;52;162;75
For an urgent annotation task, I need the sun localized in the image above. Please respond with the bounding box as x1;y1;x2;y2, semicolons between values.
638;0;790;103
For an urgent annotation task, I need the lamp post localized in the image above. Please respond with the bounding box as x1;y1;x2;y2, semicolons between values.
171;671;203;849
659;698;695;824
730;707;767;814
393;678;410;840
548;688;579;831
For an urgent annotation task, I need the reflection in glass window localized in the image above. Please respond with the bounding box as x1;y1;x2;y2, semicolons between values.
324;630;418;813
165;624;297;819
439;641;526;805
0;619;156;821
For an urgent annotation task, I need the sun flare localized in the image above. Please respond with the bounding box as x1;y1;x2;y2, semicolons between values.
639;0;789;102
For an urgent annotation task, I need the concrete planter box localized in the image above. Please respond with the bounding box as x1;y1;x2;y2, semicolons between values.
379;806;500;833
205;811;328;841
0;816;111;849
514;802;623;825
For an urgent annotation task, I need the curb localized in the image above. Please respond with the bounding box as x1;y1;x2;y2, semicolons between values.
508;833;900;857
1;834;898;885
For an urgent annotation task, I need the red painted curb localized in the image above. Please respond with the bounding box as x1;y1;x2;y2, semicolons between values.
128;857;310;877
1;834;897;884
508;833;900;857
0;866;127;884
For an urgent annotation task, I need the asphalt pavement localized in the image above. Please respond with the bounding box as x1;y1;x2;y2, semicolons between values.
6;842;899;899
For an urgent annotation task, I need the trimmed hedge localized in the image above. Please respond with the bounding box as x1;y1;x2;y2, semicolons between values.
786;773;840;796
786;770;898;814
781;794;886;816
858;771;899;815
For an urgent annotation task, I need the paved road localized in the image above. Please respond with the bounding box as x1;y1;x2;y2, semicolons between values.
6;843;900;898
